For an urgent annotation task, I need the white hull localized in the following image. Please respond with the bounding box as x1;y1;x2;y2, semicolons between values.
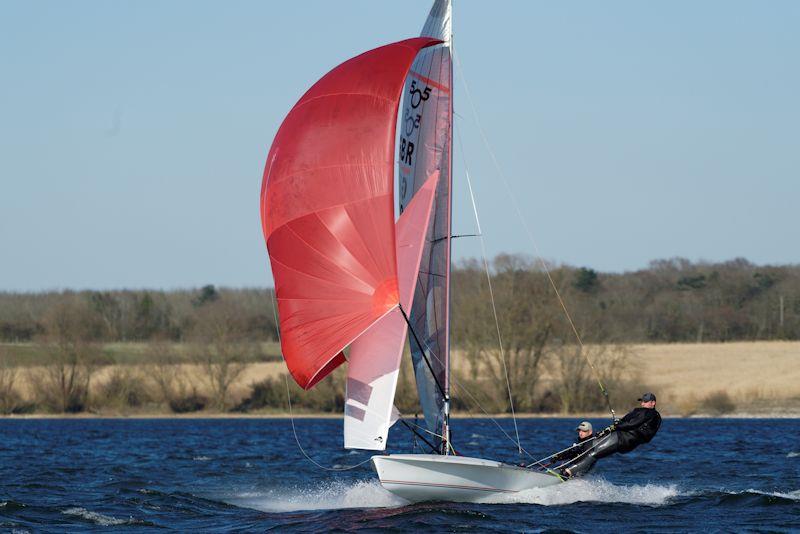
372;454;562;503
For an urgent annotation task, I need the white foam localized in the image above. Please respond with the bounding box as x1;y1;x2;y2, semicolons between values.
488;478;681;507
224;478;682;512
787;451;800;458
62;507;131;526
225;480;407;513
193;456;212;461
742;488;800;501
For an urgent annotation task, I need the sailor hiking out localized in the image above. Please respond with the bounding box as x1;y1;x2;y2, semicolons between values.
551;421;595;465
561;392;662;478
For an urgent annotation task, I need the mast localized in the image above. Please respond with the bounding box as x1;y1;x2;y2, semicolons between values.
443;3;453;454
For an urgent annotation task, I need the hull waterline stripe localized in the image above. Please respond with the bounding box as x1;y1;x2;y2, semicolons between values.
380;479;517;493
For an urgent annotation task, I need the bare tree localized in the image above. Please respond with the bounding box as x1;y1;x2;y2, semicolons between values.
489;255;563;412
33;295;105;412
549;343;635;413
0;347;20;414
190;299;251;411
145;340;208;412
451;254;563;412
148;341;182;404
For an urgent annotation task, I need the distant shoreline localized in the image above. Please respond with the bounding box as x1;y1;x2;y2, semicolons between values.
3;340;798;419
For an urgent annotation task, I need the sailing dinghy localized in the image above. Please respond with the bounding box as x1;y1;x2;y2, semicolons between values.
260;0;562;503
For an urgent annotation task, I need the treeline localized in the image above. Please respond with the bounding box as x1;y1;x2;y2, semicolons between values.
3;254;790;415
0;285;279;344
1;256;797;344
453;255;800;345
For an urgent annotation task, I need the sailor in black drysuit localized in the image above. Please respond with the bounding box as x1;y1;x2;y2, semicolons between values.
551;421;595;465
562;392;662;478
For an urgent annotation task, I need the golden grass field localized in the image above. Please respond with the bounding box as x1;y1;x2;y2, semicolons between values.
5;341;799;416
630;341;800;415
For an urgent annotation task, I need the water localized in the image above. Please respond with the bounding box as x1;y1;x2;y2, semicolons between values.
1;418;798;532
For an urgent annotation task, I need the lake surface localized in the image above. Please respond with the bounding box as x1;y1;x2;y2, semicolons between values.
1;417;798;532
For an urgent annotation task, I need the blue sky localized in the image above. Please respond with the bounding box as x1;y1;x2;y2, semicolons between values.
1;1;797;291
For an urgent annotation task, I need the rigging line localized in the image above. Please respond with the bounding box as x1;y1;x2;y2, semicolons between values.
450;371;536;460
399;419;440;454
269;288;281;343
271;245;519;461
400;415;448;441
398;304;448;402
455;125;522;456
546;424;617;473
403;310;537;460
432;233;481;244
443;364;536;459
551;440;599;473
451;233;481;239
526;434;601;469
271;291;370;471
284;376;373;471
452;46;616;421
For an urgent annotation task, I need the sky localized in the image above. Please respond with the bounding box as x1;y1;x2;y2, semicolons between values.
1;1;798;291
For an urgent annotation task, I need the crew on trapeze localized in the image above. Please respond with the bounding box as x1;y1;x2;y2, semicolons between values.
559;392;662;478
550;421;595;465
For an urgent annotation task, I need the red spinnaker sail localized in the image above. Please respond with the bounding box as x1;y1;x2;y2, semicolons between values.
261;38;441;390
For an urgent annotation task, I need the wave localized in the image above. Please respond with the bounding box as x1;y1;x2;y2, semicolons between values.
787;451;800;458
746;488;800;501
223;480;407;513
224;478;682;512
221;478;798;514
713;488;800;506
488;478;681;507
776;489;800;500
61;507;136;527
0;500;26;512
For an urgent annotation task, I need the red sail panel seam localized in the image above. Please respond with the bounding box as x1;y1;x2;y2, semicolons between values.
291;92;396;114
409;70;451;94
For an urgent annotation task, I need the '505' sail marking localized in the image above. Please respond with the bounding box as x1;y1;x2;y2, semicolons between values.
399;75;448;213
